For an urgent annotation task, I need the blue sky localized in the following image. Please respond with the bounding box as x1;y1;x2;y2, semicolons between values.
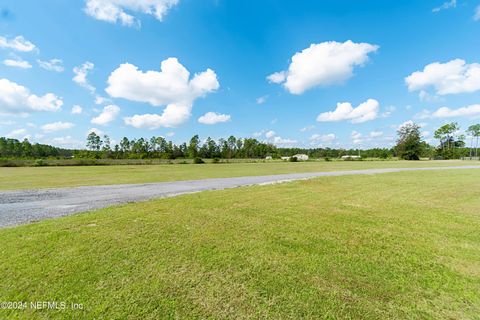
1;0;480;149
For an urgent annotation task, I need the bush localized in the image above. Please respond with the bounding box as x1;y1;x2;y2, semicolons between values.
34;159;47;167
324;157;331;162
193;157;205;164
289;156;298;162
0;160;22;167
75;159;98;166
212;157;220;163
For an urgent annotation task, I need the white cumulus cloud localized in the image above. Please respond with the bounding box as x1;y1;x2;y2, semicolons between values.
310;133;336;143
124;114;163;129
266;72;286;84
109;57;219;128
261;130;297;146
51;136;84;148
0;35;36;52
6;128;29;139
415;104;480;119
0;78;63;114
3;58;32;69
432;104;480;118
91;104;120;125
94;95;110;105
198;111;231;125
272;136;297;146
73;61;95;92
405;59;480;95
38;59;64;72
268;40;378;94
370;131;383;138
84;0;179;27
317;99;379;124
41;121;75;133
71;105;83;114
265;130;276;139
351;131;363;144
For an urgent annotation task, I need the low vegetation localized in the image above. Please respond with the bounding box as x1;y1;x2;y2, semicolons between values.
1;122;479;166
0;137;72;159
1;170;479;319
79;133;396;160
0;160;473;190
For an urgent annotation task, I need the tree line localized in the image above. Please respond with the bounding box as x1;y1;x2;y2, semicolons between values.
1;121;479;160
0;137;72;159
78;133;278;159
395;122;480;160
80;132;404;160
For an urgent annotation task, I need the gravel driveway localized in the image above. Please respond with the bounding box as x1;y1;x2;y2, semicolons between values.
1;165;479;228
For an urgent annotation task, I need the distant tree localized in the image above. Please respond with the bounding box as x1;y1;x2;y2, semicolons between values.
434;122;458;151
113;144;120;158
153;136;168;156
467;124;480;157
21;138;33;157
119;137;130;154
396;122;422;160
98;135;110;159
419;141;436;159
434;122;460;159
235;138;243;156
188;135;200;158
166;141;174;159
86;132;102;151
0;137;71;158
204;137;218;158
102;135;111;152
180;143;188;156
131;138;149;158
227;135;237;158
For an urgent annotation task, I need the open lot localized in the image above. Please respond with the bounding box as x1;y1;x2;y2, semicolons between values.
0;160;475;190
1;169;479;319
3;166;478;228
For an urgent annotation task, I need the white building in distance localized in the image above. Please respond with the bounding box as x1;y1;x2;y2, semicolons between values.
293;154;309;161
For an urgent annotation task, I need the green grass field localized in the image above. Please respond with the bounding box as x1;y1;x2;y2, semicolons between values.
1;169;479;319
0;159;475;190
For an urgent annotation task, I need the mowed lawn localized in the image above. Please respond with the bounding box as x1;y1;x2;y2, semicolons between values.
1;170;480;319
0;159;474;190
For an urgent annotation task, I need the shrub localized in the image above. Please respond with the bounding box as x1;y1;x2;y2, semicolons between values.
193;157;205;164
0;160;22;167
34;159;47;167
289;156;298;162
212;157;220;163
76;159;98;166
324;157;331;162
